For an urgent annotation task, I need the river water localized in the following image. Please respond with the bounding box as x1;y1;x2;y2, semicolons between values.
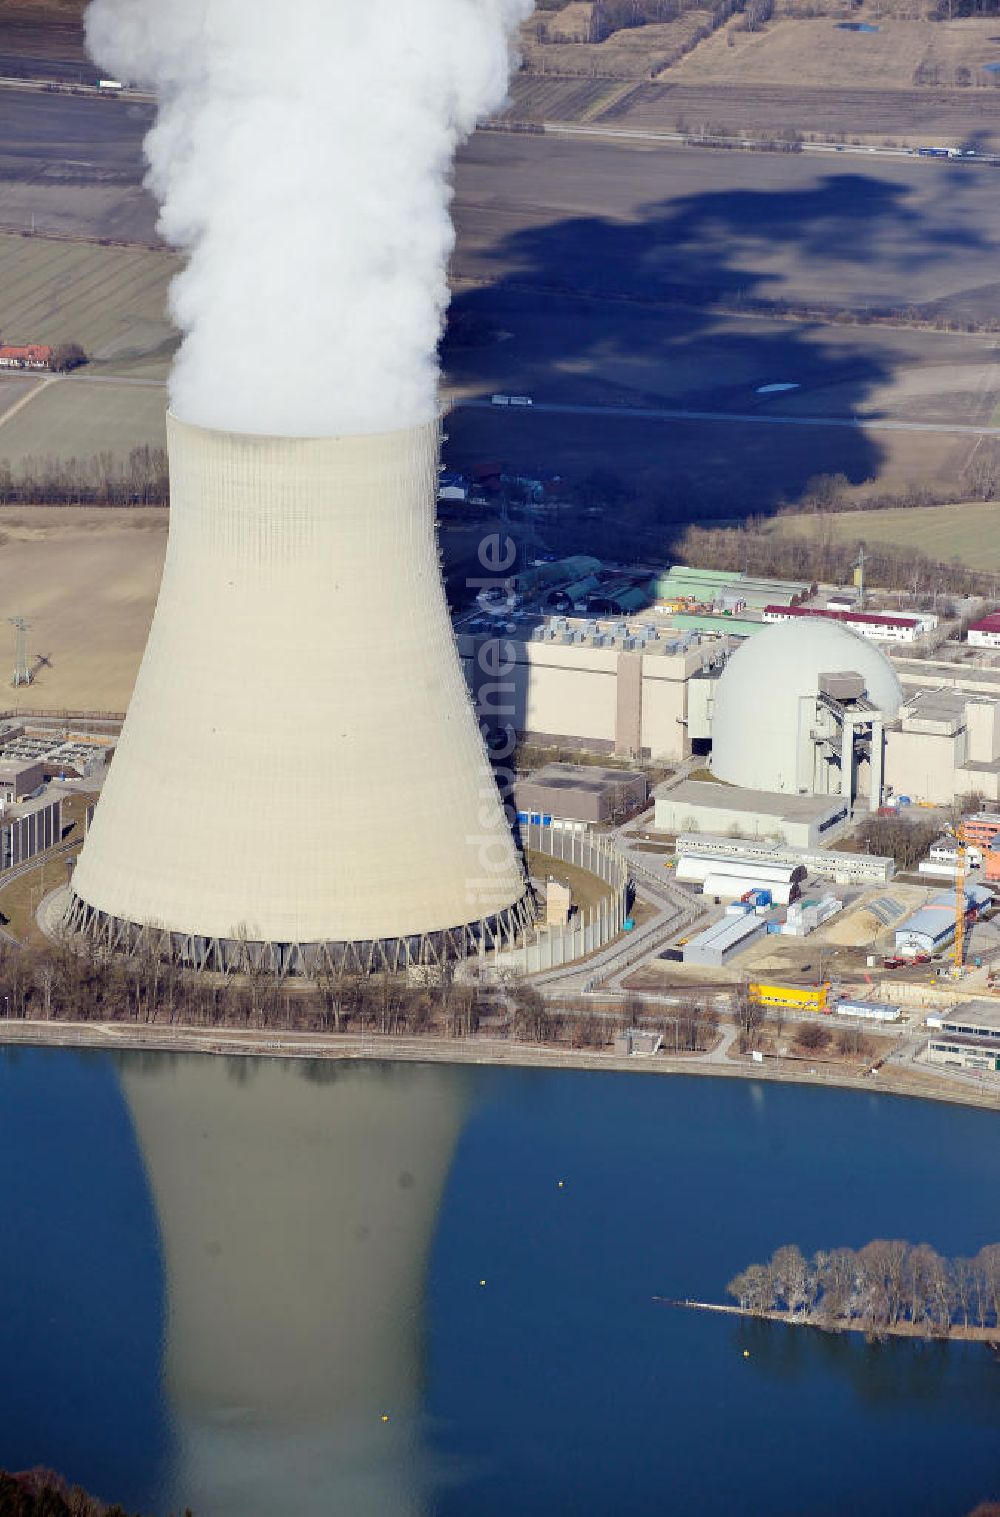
0;1047;998;1516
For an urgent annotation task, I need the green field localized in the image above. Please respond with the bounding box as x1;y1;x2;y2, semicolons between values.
0;377;167;469
0;233;179;375
765;501;1000;571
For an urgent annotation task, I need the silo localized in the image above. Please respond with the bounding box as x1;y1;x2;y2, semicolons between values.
66;413;532;972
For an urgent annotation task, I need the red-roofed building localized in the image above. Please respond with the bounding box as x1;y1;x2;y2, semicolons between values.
968;613;1000;650
0;345;53;371
762;603;924;644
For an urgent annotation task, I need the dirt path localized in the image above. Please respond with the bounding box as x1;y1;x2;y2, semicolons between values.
0;373;57;431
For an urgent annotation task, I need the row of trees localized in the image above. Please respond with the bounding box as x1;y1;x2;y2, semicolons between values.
0;1467;190;1517
728;1240;1000;1336
854;814;942;870
730;982;873;1058
0;447;168;506
0;938;649;1051
675;518;997;599
0;938;729;1056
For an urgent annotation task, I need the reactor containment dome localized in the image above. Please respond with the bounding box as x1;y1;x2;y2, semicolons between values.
711;618;903;794
66;413;533;975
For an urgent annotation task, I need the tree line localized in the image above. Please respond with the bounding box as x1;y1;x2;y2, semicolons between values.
0;938;711;1052
674;518;997;599
728;1239;1000;1337
0;1467;192;1517
854;814;942;870
0;936;729;1057
0;448;167;506
730;982;874;1059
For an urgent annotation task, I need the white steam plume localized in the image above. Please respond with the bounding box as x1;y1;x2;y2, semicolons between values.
84;0;533;437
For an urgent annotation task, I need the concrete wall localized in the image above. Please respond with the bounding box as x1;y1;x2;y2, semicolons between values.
0;794;61;870
460;635;704;763
966;701;1000;764
884;727;959;805
655;796;838;849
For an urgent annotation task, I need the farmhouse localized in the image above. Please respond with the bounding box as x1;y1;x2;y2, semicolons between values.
0;344;52;371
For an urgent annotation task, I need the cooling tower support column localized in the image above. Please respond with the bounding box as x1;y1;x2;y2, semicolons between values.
66;413;532;973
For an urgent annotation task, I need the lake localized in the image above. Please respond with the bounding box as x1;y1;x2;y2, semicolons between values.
0;1047;998;1516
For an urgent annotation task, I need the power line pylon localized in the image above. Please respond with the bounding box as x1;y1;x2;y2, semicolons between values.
9;616;31;687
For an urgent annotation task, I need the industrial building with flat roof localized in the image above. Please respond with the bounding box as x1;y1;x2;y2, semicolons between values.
924;1025;1000;1073
0;757;44;802
967;612;1000;649
833;998;901;1022
884;688;1000;806
682;910;767;967
762;604;930;643
514;763;648;831
657;781;848;849
459;618;732;763
674;832;895;885
653;566;813;611
0;790;62;872
925;1001;1000;1040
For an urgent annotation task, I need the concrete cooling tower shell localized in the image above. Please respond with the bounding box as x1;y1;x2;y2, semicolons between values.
67;414;532;973
711;618;903;793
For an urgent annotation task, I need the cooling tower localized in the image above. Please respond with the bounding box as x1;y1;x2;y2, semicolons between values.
67;413;532;972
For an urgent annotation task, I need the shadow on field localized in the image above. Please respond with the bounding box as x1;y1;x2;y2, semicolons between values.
443;169;986;554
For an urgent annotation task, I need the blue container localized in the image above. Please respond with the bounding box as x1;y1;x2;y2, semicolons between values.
623;918;635;932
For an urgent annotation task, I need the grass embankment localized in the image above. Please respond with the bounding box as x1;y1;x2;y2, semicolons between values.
763;501;1000;573
524;847;614;915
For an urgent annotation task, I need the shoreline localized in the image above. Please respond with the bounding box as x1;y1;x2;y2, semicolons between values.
1;1018;999;1113
661;1297;1000;1346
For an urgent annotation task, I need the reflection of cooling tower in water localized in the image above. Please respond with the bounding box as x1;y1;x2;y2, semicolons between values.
119;1056;466;1517
68;413;531;973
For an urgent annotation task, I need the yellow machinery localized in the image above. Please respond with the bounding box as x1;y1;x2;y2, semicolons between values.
749;982;829;1013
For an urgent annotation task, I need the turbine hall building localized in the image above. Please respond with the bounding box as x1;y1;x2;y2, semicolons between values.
65;414;533;974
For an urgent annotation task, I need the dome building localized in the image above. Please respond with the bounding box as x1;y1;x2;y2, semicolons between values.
711;619;903;804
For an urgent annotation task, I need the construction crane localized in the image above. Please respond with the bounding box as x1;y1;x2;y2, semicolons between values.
949;823;968;971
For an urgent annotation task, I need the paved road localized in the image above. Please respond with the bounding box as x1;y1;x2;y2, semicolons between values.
456;397;1000;439
67;372;166;389
525;121;1000;167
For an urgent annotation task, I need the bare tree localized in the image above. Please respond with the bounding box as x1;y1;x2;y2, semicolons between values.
731;980;766;1052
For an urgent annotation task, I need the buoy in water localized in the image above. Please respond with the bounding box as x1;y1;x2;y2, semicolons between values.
381;1413;390;1422
743;1350;750;1359
479;1279;487;1287
557;1180;565;1189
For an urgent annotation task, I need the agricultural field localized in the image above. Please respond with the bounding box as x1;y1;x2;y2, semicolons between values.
593;77;1000;148
519;7;716;78
498;76;633;124
0;232;178;373
0;374;37;420
0;375;167;471
673;15;1000;94
761;499;1000;570
507;7;1000;146
0;505;167;712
